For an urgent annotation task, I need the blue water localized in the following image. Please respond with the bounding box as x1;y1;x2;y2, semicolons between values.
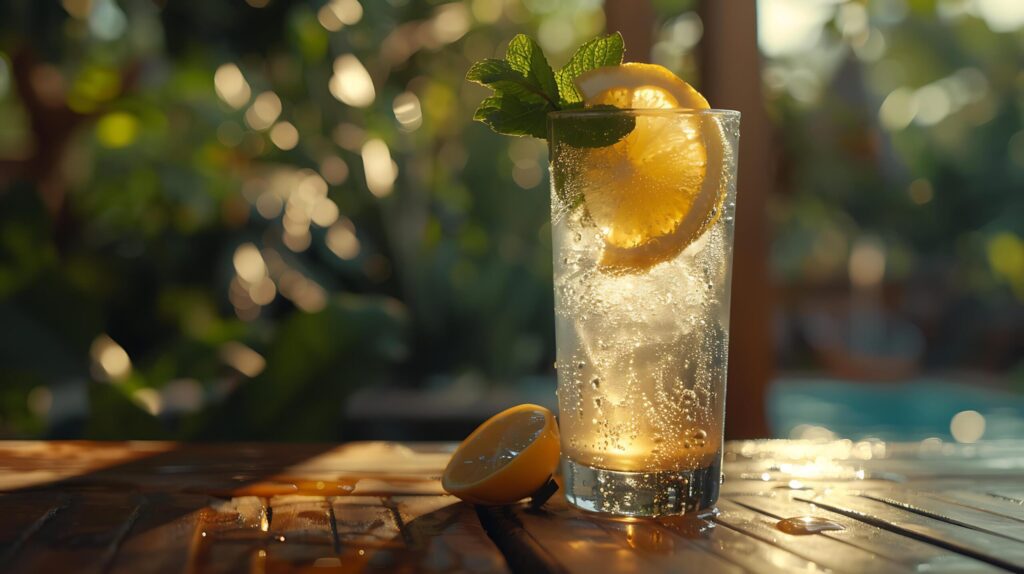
769;377;1024;441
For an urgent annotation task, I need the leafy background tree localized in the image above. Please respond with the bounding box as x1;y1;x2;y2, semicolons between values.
0;0;1020;440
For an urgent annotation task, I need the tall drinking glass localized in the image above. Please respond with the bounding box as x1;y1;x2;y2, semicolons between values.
548;108;740;517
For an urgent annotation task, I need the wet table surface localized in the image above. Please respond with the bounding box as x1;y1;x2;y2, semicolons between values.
1;440;1023;573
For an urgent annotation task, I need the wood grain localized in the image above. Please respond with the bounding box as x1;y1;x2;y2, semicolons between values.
0;440;1023;573
730;494;1000;573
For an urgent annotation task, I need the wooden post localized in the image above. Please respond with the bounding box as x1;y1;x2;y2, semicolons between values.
604;0;772;438
699;0;774;438
604;0;654;62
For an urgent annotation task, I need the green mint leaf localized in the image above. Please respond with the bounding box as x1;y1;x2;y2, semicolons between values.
551;105;635;148
466;35;561;140
556;32;625;106
466;32;634;148
466;59;547;104
473;95;548;139
504;34;560;105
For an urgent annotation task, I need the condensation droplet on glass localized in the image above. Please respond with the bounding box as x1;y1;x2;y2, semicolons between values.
591;377;600;389
574;232;582;242
576;361;586;371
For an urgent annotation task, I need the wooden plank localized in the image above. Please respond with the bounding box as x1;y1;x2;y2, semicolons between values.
108;493;211;574
730;494;1001;573
3;492;144;574
327;495;508;573
330;495;405;572
187;495;269;574
3;441;1024;573
588;512;759;573
986;489;1024;503
480;499;745;574
933;490;1024;523
392;496;509;573
0;441;172;471
477;506;565;574
714;499;912;572
263;495;338;573
864;490;1024;543
719;478;897;497
803;492;1024;572
860;458;1024;480
281;442;450;476
0;492;68;567
660;513;820;573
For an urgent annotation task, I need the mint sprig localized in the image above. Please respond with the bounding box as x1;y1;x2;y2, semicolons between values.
467;32;634;147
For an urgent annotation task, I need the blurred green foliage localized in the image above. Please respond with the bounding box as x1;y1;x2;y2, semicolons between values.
0;0;612;439
760;0;1023;369
0;0;1020;440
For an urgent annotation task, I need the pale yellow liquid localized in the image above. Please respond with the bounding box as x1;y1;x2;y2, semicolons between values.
551;158;735;473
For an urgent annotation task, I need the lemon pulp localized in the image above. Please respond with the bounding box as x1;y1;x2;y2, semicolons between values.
442;404;560;505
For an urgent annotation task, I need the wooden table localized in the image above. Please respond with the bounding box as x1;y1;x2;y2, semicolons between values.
1;440;1023;573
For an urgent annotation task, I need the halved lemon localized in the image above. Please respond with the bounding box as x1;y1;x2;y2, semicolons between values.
442;404;560;506
573;63;725;271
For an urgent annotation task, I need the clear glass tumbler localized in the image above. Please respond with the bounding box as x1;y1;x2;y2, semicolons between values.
548;108;740;517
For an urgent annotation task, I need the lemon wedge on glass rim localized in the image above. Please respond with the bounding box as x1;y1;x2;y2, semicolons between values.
442;404;560;505
571;63;726;271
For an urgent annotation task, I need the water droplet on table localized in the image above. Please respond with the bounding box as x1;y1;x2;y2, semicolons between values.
776;516;846;535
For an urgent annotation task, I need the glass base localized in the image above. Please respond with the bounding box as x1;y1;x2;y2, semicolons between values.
560;456;721;517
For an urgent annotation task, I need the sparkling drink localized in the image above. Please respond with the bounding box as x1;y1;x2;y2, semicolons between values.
549;108;740;516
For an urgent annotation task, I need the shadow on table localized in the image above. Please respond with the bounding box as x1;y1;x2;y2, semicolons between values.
0;442;342;570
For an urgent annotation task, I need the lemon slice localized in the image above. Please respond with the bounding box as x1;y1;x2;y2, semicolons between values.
576;62;709;110
573;63;724;271
442;404;560;506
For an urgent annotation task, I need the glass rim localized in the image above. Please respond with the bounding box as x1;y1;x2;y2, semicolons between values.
548;108;740;119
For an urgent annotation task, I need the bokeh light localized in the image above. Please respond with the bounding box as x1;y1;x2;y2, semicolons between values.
361;138;397;198
318;0;363;32
327;218;361;260
392;92;423;131
950;410;985;443
95;112;138;148
90;335;132;382
245;92;283;131
214;63;251;110
220;342;266;378
270;121;299;150
330;55;375;108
